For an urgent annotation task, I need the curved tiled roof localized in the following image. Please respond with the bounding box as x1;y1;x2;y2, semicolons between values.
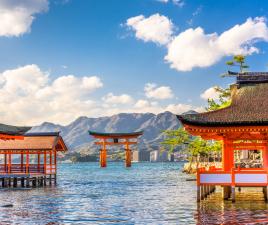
178;82;268;127
89;131;143;138
0;132;68;151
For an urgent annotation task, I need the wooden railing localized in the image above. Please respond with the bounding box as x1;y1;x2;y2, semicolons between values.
0;164;56;174
197;167;268;186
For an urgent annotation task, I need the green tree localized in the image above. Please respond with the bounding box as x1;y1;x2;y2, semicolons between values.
161;128;190;153
226;54;249;73
206;86;231;111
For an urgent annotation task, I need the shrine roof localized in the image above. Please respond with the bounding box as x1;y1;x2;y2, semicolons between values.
0;132;68;151
89;131;143;138
178;72;268;127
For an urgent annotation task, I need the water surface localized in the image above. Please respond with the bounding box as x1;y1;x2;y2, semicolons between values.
0;162;267;224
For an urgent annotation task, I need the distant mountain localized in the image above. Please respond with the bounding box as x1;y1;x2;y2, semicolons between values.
30;111;195;153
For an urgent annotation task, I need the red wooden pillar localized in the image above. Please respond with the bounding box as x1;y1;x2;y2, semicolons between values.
4;153;7;173
100;140;107;168
49;151;52;174
125;140;131;167
26;151;29;174
21;153;24;172
223;139;233;172
8;152;11;174
54;150;57;174
44;151;47;174
263;145;268;168
37;153;40;172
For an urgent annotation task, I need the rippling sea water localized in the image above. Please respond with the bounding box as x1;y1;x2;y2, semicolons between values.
0;162;268;224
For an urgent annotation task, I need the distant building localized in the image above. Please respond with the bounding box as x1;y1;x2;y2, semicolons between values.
150;150;170;162
132;150;150;162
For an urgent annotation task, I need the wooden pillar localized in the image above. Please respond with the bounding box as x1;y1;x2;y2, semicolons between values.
20;153;23;172
2;178;6;188
4;154;7;173
13;178;17;188
266;186;268;202
26;177;30;187
223;139;233;172
21;177;25;187
125;140;131;167
201;185;205;200
222;186;231;200
100;140;107;168
44;151;47;175
8;152;11;174
231;186;236;202
49;151;52;174
26;151;29;174
32;177;36;187
54;150;57;184
197;168;201;202
263;146;268;168
37;153;40;173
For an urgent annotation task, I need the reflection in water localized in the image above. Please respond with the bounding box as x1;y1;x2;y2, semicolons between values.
196;188;268;224
0;163;267;224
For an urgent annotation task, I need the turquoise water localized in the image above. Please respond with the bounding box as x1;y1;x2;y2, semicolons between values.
0;162;268;224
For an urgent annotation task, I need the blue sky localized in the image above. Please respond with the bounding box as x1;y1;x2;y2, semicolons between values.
0;0;268;125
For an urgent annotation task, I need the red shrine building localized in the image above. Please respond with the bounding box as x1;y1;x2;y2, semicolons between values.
0;124;68;188
178;72;268;202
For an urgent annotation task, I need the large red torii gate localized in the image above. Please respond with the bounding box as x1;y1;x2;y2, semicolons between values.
89;131;143;167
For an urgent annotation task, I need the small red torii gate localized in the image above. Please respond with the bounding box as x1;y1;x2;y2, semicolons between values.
89;131;143;167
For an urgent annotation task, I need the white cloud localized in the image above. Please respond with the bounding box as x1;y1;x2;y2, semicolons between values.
0;0;49;37
165;103;198;114
166;17;268;71
133;99;202;115
126;13;174;45
157;0;184;7
127;15;268;71
200;86;220;100
144;83;174;99
102;93;134;105
0;64;103;125
0;64;204;125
